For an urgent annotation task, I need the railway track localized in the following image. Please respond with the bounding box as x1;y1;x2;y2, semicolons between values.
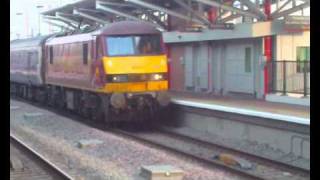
11;96;310;180
10;134;73;180
160;127;310;173
109;127;309;180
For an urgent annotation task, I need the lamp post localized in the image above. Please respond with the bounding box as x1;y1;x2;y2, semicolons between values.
15;12;23;38
10;31;14;40
36;5;44;36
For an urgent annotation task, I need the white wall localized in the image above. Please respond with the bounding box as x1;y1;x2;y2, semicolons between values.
276;31;310;61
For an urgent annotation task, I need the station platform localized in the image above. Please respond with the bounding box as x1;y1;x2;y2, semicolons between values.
169;92;310;125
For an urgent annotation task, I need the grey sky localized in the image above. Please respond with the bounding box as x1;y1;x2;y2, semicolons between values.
10;0;78;39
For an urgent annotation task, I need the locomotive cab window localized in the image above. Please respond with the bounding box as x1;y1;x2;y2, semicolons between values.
105;34;163;56
135;35;162;55
106;37;135;56
83;43;88;65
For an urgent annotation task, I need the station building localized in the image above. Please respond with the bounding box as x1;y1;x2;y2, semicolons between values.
164;18;309;105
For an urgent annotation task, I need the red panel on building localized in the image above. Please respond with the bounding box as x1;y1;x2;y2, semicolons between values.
169;45;185;91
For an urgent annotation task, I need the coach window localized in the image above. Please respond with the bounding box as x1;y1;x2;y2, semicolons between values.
49;46;53;64
83;43;88;65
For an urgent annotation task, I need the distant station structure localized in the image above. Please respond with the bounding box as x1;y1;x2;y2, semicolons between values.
42;0;310;106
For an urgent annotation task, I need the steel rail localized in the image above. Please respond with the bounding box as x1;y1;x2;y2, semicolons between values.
108;128;309;180
108;128;263;180
159;127;310;174
10;133;73;180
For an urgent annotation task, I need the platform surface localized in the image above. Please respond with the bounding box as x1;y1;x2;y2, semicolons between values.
170;92;310;125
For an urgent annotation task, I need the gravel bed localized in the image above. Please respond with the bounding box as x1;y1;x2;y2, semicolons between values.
132;131;308;180
162;126;310;170
10;99;246;180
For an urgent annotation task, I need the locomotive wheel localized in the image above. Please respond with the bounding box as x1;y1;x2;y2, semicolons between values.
91;96;104;122
28;86;36;102
45;88;50;106
38;89;47;105
14;85;19;97
22;86;27;99
26;86;30;100
56;95;65;109
18;86;23;98
149;101;159;124
55;88;66;109
74;91;82;116
80;104;90;120
99;94;114;126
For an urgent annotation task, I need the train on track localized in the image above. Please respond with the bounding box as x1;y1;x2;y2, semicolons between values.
10;21;170;124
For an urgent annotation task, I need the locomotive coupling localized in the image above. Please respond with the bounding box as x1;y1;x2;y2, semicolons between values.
156;92;170;106
110;92;170;109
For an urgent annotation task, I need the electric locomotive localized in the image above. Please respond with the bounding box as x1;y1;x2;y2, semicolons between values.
10;21;170;124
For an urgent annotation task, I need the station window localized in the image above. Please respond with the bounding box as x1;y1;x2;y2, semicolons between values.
296;46;310;73
83;43;88;65
49;46;53;64
245;47;251;73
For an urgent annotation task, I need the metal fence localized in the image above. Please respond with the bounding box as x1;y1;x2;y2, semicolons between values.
267;61;310;96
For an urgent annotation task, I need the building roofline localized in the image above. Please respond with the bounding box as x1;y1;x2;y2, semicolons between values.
163;19;309;43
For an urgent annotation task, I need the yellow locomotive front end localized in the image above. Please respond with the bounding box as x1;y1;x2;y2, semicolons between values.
97;33;170;113
103;55;168;93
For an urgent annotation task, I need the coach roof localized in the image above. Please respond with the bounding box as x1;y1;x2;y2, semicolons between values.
10;35;52;49
97;21;161;36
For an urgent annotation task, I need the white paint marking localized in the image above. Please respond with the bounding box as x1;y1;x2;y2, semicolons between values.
23;113;43;121
10;106;20;110
171;99;309;126
76;139;103;149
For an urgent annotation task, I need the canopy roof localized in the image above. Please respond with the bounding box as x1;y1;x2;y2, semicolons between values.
42;0;309;33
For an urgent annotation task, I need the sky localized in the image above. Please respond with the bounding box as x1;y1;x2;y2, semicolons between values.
10;0;79;40
10;0;309;40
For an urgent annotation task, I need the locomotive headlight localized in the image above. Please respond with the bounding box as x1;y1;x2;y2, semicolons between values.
151;73;164;81
154;74;163;80
107;75;128;82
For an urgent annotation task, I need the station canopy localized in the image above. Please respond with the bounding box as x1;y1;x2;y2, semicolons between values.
42;0;310;32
